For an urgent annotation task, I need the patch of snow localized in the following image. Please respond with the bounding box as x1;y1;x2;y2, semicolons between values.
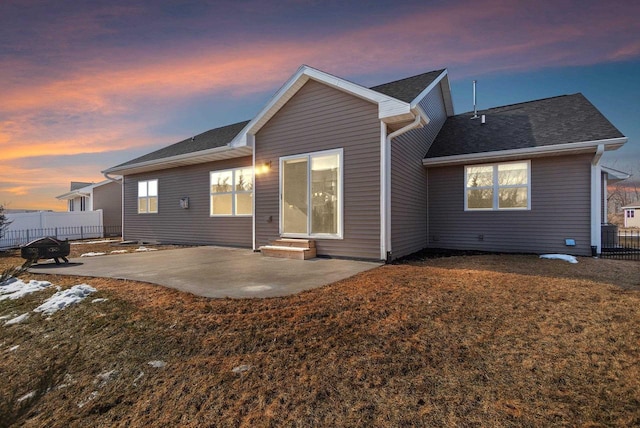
135;246;158;252
91;298;108;303
242;285;273;292
34;284;97;315
0;279;52;301
17;391;36;403
133;371;144;386
4;313;30;326
71;239;119;245
0;315;11;320
77;391;98;408
232;364;251;374
9;345;20;351
110;250;128;254
540;254;578;264
95;370;117;387
80;252;106;257
148;360;166;368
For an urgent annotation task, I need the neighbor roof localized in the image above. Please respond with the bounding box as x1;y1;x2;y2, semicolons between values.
426;93;625;159
369;69;445;103
70;181;92;191
111;120;250;169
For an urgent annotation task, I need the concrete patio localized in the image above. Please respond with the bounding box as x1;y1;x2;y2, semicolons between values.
29;246;381;298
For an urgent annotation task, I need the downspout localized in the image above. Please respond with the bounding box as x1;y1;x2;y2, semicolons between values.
380;112;424;261
590;144;604;255
248;134;257;251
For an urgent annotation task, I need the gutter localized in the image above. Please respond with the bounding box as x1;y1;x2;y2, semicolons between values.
423;137;628;167
102;144;250;176
380;108;428;261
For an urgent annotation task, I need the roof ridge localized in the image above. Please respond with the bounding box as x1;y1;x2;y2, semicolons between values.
369;68;445;90
456;93;583;116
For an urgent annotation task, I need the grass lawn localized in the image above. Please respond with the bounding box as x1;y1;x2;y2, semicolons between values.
1;244;639;427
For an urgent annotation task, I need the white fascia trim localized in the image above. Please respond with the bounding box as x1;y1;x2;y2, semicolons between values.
230;65;411;147
55;190;90;200
409;69;449;109
601;166;631;181
103;145;252;175
423;137;628;167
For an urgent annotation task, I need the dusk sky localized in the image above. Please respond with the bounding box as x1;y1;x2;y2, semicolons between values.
1;0;639;211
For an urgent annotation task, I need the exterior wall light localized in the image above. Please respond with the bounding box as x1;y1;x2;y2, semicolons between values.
255;161;272;175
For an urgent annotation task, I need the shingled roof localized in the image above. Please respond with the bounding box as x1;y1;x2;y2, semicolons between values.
426;93;624;159
370;69;445;103
111;120;250;169
108;68;446;172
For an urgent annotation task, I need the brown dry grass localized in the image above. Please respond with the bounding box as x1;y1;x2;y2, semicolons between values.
1;246;639;427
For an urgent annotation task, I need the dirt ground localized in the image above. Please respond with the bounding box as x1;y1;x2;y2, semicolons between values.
1;244;639;427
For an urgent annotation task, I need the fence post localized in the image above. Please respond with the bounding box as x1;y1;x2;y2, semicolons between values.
55;227;58;239
81;226;84;240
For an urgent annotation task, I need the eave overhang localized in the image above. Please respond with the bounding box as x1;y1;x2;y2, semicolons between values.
601;166;631;182
422;137;627;167
55;190;90;201
102;145;253;176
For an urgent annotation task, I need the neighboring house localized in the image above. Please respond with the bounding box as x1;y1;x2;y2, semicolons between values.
601;166;631;223
58;181;92;212
103;65;627;260
56;180;122;229
623;206;640;228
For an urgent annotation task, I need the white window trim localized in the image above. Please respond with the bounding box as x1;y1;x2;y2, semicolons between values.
279;148;344;239
209;167;253;217
464;160;531;211
138;179;158;214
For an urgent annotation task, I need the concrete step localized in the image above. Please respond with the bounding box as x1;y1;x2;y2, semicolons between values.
259;245;317;260
269;238;316;248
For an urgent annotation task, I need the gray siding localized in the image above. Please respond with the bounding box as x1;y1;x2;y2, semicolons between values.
123;156;252;246
255;80;381;259
427;154;593;256
93;181;122;229
390;83;448;259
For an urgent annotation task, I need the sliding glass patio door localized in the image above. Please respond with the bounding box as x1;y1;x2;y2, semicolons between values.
281;149;342;238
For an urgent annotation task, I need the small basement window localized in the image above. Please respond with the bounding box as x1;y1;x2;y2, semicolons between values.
465;160;530;211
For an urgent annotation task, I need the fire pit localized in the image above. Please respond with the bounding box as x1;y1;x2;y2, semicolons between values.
21;237;70;264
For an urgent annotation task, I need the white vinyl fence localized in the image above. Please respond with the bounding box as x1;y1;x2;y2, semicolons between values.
1;210;105;250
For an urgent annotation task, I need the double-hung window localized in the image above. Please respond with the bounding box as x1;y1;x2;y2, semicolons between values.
465;161;530;210
138;179;158;213
210;167;253;216
280;149;342;238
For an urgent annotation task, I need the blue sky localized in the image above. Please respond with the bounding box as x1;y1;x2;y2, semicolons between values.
1;0;638;209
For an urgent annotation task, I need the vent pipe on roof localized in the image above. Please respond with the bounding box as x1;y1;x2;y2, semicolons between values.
471;80;479;119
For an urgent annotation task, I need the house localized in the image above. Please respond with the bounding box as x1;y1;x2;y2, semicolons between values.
623;205;640;228
102;65;627;261
56;179;122;230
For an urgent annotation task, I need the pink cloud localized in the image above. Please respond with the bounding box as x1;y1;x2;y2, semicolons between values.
1;0;638;209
